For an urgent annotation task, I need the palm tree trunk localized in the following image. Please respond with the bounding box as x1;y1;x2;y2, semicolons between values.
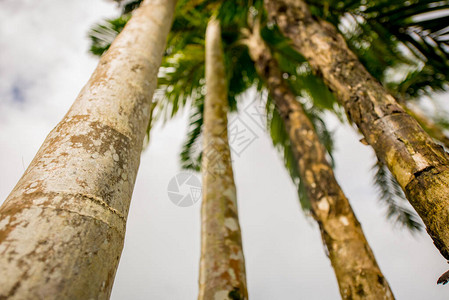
403;103;449;149
265;0;449;261
198;18;248;300
0;0;176;298
243;24;394;299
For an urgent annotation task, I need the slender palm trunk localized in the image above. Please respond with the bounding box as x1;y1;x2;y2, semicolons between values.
198;18;248;300
243;25;394;299
0;0;176;298
265;0;449;261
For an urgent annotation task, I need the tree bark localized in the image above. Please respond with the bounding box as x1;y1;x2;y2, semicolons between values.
243;23;394;300
403;103;449;150
0;0;176;299
265;0;449;261
198;18;248;300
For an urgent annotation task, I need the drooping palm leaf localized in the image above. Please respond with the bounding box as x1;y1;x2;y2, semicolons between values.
372;160;423;232
265;96;311;211
155;43;206;121
180;96;204;171
88;15;130;56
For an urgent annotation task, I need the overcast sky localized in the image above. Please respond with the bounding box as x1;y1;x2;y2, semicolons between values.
0;1;448;299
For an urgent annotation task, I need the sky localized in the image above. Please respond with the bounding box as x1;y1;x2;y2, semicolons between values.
0;0;448;299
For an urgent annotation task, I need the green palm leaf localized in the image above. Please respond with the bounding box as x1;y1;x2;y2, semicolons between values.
372;160;423;232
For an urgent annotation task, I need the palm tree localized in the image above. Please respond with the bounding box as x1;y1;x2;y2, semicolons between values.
85;0;438;298
0;0;177;298
199;17;248;300
92;2;398;297
242;18;394;299
87;0;448;293
265;0;449;261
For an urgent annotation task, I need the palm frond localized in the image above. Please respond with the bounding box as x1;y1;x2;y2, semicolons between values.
155;43;206;122
265;97;311;211
261;24;342;117
307;0;449;99
88;15;130;56
372;160;423;232
180;96;204;171
121;0;142;14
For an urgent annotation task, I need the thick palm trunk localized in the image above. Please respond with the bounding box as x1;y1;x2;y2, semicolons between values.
265;0;449;261
198;18;248;300
244;25;394;299
0;0;176;298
